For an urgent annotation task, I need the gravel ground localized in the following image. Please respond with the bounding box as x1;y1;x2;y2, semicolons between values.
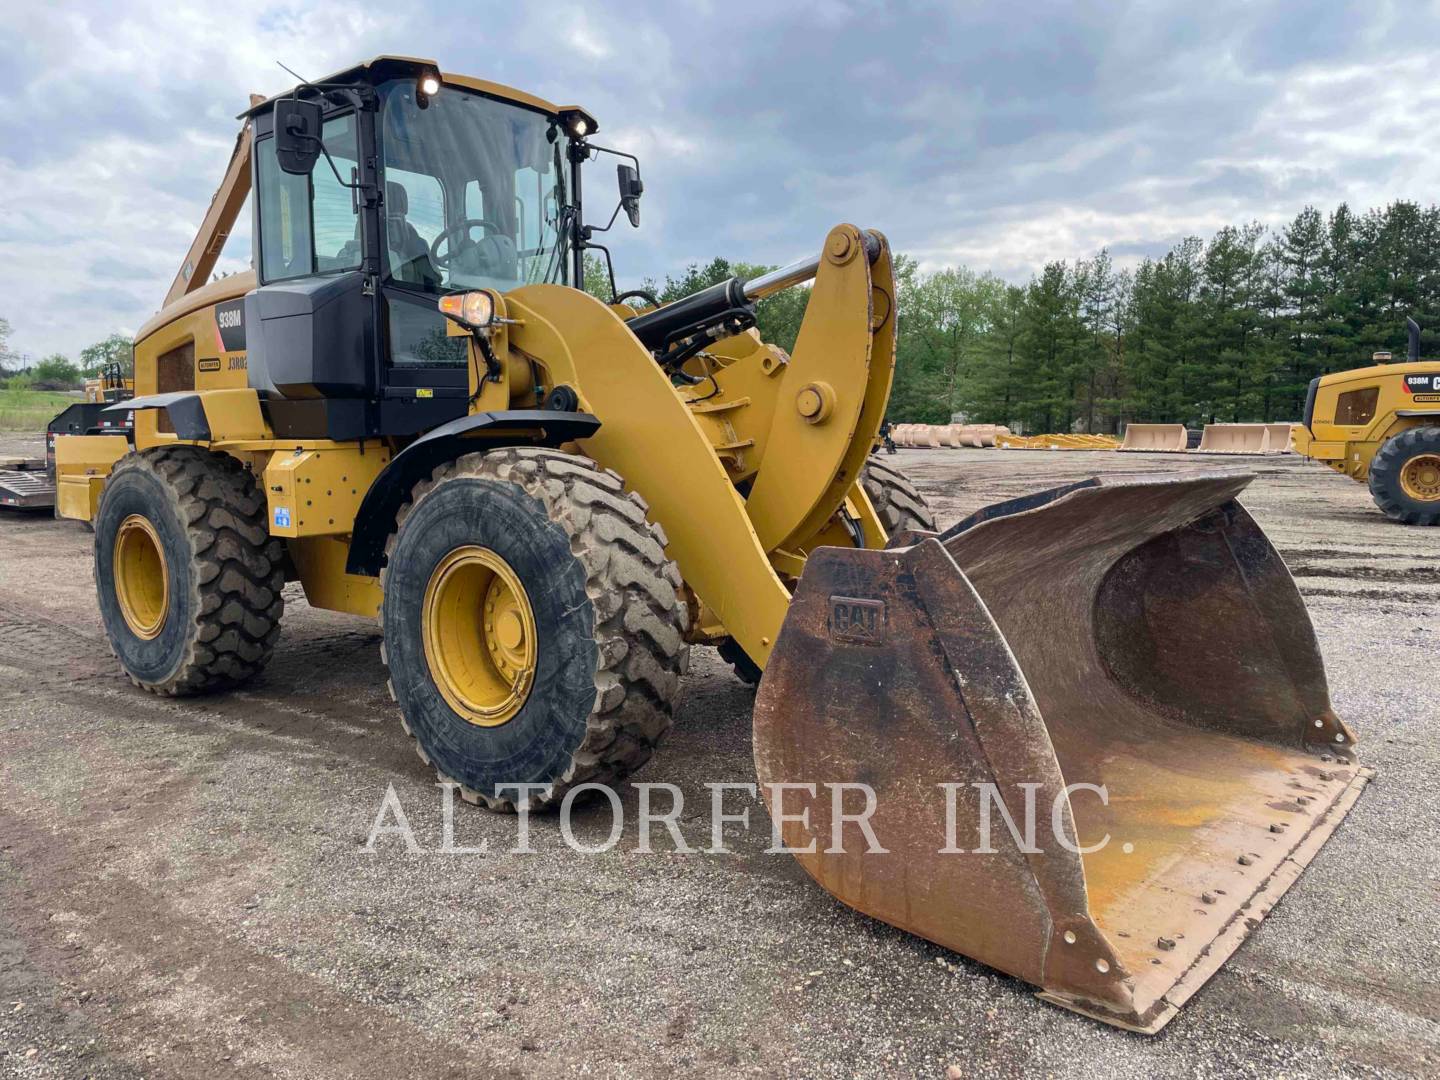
0;433;1437;1078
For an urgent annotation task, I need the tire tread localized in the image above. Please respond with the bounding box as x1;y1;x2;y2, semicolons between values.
100;447;284;695
1368;426;1440;526
380;447;689;811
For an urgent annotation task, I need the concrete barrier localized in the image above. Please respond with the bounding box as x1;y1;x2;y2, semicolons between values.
1119;424;1188;452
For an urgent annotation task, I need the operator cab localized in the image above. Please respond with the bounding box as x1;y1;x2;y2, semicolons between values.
242;56;624;440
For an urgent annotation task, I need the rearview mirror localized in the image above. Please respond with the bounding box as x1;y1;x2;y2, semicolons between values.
276;98;323;175
617;163;643;228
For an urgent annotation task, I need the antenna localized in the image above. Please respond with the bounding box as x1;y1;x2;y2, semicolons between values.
276;60;312;85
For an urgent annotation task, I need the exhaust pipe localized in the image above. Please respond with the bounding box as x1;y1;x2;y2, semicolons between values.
1408;316;1421;361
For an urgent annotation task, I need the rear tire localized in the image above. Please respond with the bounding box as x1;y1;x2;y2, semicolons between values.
94;447;285;694
380;448;689;812
1368;427;1440;525
861;458;937;536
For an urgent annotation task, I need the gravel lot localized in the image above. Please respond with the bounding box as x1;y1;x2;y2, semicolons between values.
1;434;1437;1078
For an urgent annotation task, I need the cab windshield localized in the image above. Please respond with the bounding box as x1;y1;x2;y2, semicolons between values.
378;79;569;293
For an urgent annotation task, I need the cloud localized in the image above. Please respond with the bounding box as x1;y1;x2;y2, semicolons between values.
2;0;1439;359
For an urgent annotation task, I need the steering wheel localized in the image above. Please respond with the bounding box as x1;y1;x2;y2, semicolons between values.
429;218;504;268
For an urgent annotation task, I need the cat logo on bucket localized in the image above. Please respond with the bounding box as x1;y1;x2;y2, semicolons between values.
828;597;886;645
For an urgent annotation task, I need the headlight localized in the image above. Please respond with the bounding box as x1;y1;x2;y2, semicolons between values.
438;291;495;329
419;72;441;97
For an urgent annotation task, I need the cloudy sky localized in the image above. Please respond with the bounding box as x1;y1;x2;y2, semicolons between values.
3;0;1439;360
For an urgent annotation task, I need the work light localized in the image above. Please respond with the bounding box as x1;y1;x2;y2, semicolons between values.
438;291;495;329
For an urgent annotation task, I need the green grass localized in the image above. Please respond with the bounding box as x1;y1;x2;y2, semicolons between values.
0;389;79;432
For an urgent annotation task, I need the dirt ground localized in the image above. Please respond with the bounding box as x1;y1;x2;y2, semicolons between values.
1;433;1437;1079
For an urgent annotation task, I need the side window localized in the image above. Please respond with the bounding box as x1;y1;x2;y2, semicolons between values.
514;164;546;257
256;113;361;281
464;180;484;221
1334;387;1378;425
386;168;445;246
387;296;466;368
313;115;360;270
257;141;310;281
382;168;445;287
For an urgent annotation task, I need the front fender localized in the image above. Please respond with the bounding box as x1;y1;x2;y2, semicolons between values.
344;409;599;576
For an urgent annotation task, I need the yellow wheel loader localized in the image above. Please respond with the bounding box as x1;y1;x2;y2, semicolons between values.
1298;317;1440;524
53;56;1368;1033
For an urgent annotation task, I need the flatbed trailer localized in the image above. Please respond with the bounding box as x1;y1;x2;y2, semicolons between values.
0;460;55;509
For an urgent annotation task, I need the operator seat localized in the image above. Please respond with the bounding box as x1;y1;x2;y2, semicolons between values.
384;181;441;287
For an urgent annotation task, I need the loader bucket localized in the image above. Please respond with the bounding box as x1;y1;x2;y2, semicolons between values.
753;472;1367;1033
1196;423;1270;454
1119;423;1188;451
1264;423;1296;453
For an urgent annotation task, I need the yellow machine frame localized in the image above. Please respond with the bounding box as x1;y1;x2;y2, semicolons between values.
1299;359;1440;478
55;56;897;670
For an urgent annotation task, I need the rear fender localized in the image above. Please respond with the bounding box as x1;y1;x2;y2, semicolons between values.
107;388;267;443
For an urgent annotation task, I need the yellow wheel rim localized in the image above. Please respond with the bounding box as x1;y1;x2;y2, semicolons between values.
422;545;537;727
1400;453;1440;502
113;514;169;639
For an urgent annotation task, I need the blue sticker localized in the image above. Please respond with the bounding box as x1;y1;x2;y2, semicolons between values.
274;507;291;528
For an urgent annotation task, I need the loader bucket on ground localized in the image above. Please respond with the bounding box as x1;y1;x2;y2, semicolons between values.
1196;423;1270;454
1119;423;1188;451
753;472;1366;1033
1264;423;1296;452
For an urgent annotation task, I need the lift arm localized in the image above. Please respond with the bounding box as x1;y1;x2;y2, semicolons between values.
161;95;263;308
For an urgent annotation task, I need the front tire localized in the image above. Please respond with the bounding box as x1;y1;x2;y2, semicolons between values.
380;448;689;811
861;458;937;537
1368;427;1440;525
94;447;285;694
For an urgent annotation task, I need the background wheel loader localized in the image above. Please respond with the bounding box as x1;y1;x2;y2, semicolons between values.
1296;317;1440;524
52;55;1368;1033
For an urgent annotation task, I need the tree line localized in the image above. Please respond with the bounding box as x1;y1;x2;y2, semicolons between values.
0;319;133;391
604;199;1440;432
